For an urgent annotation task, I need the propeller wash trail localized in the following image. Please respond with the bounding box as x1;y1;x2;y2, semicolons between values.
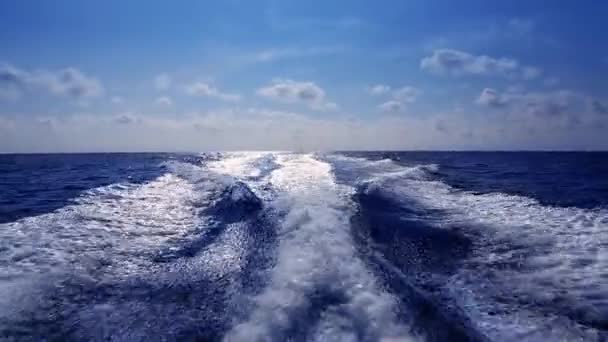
0;151;607;341
219;153;412;341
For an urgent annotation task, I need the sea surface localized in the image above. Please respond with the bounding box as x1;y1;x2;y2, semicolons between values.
1;152;607;341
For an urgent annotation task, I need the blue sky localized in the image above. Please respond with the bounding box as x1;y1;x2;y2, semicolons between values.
1;0;607;151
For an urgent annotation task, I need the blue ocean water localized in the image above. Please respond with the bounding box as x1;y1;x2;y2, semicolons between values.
0;152;607;341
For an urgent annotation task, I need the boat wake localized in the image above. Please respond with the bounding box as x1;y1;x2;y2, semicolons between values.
0;151;606;341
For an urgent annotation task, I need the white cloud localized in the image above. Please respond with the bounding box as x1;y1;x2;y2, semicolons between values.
476;88;507;107
379;100;404;112
256;79;337;111
392;86;422;103
0;64;28;88
0;63;103;99
251;46;344;63
154;73;171;90
156;96;173;106
520;91;580;118
372;85;421;112
421;49;541;81
421;49;519;77
476;88;588;123
41;68;103;98
257;79;324;102
369;84;391;95
186;82;240;102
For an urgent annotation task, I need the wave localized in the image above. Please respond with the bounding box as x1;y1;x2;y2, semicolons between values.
332;154;608;340
206;152;281;202
0;173;199;278
162;158;264;214
226;153;415;341
207;152;278;180
0;156;271;278
5;152;605;340
325;153;438;184
0;158;276;340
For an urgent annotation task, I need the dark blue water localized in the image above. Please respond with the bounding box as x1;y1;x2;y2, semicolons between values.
340;151;608;209
1;152;607;341
0;153;205;223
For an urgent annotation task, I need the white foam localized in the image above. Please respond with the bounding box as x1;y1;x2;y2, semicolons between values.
0;159;266;339
340;155;608;339
225;153;415;341
207;152;279;201
325;154;438;182
207;151;275;179
0;160;243;282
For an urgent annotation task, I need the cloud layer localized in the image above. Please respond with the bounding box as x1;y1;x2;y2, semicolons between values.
257;79;337;110
2;104;606;153
251;46;345;63
475;88;585;118
0;64;103;99
186;82;240;102
369;84;391;95
476;88;507;107
374;85;421;112
474;87;608;136
421;49;539;79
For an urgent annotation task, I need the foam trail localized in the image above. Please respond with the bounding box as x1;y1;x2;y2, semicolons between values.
0;172;203;279
207;152;271;179
225;153;415;341
0;160;249;331
404;180;608;340
335;154;608;340
207;152;279;201
66;158;274;341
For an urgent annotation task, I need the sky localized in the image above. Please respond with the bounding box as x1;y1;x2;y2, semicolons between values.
0;0;607;152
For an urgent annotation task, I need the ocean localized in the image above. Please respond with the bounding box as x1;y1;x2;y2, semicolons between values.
0;152;607;341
